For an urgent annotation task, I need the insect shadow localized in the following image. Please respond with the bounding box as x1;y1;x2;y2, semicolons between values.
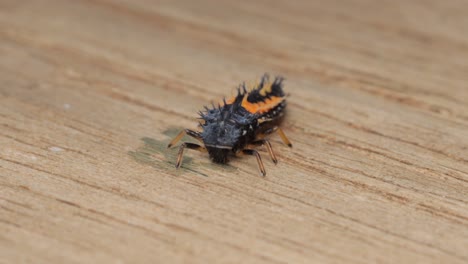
128;127;236;177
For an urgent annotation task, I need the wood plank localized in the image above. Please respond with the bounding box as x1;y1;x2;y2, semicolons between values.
0;0;467;263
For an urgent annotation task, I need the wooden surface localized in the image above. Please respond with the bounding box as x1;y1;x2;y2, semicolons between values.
1;0;468;263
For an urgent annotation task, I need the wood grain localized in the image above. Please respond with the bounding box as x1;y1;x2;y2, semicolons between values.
1;0;467;263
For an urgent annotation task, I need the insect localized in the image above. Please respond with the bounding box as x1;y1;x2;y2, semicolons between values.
167;74;292;176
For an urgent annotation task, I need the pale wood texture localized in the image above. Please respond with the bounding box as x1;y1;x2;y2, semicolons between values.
1;0;468;263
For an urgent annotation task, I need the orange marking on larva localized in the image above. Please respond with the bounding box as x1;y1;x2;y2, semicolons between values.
241;96;284;114
225;96;236;104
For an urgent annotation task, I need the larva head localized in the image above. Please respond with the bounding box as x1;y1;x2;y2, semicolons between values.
199;99;257;163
